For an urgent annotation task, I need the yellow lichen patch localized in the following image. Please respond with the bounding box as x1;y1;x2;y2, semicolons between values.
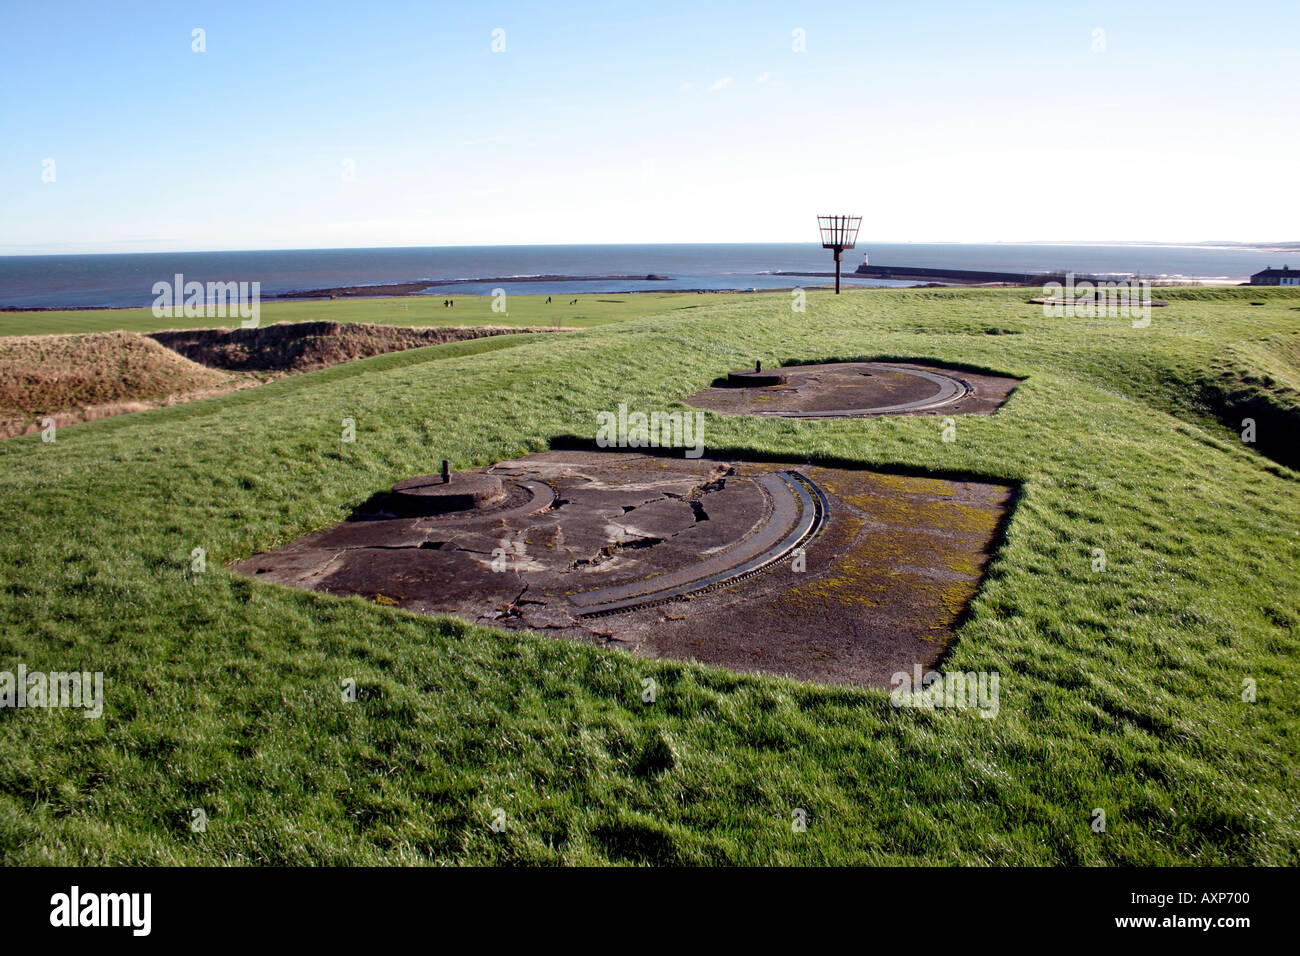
938;577;980;623
791;525;919;611
945;549;987;578
812;468;958;500
882;569;979;629
787;522;886;611
786;470;1001;635
833;491;1001;538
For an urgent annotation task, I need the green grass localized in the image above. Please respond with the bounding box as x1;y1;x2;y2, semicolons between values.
1;286;1297;865
0;291;718;336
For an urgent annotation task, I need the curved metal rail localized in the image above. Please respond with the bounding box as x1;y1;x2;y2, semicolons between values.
573;470;828;617
761;365;969;418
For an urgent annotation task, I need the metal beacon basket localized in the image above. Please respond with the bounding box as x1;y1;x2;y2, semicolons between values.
817;214;862;294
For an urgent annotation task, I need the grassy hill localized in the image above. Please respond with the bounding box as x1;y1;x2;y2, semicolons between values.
0;324;564;438
0;331;232;437
0;286;1296;865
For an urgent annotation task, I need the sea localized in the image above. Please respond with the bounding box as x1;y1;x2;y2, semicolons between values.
0;242;1293;309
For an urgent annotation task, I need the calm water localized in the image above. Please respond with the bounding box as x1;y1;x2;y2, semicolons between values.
0;243;1291;308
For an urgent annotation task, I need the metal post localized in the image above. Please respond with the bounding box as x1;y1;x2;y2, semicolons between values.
441;459;450;484
834;248;842;294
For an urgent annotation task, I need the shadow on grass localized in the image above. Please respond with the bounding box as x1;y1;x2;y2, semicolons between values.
546;433;1023;487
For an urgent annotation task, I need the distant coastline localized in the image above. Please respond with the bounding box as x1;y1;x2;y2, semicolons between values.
273;274;671;300
1;242;1289;310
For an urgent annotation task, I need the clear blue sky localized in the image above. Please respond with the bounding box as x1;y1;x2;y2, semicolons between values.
2;0;1296;253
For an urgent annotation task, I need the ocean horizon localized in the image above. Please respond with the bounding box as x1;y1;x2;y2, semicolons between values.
1;241;1294;309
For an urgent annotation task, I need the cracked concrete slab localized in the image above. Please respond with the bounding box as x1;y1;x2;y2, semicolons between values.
685;361;1021;418
231;452;1014;688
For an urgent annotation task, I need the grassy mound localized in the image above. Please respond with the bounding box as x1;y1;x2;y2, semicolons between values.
147;322;555;375
0;287;1296;865
0;331;231;437
1200;332;1300;469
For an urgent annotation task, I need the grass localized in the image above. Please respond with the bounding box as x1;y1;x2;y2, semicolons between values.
0;323;564;437
0;331;235;437
1;286;1297;865
0;291;719;337
0;332;230;417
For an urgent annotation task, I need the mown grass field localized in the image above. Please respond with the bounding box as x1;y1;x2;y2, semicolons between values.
1;286;1297;865
0;291;715;336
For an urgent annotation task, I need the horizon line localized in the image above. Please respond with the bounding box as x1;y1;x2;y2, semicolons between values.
3;238;1298;259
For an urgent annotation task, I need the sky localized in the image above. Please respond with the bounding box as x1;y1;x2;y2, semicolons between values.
1;0;1297;254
